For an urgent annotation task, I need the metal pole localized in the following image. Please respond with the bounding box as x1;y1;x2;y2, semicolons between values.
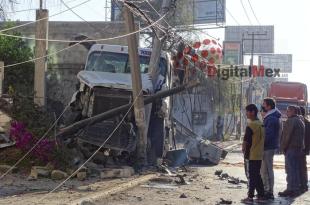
34;7;48;106
239;34;244;139
57;83;199;140
247;32;255;105
0;61;4;96
123;6;148;166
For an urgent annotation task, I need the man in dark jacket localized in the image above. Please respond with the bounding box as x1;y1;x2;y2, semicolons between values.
300;106;310;192
279;106;305;197
260;98;281;199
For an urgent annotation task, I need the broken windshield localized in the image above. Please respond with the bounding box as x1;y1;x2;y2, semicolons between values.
85;51;167;76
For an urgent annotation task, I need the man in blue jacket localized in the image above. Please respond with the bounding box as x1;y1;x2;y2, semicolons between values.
261;98;282;199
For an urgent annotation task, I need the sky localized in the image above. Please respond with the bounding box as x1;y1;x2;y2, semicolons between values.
7;0;310;100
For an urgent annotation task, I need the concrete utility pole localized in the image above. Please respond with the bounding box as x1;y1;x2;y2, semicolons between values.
148;0;173;87
123;5;148;165
0;61;4;96
34;0;48;106
244;31;268;105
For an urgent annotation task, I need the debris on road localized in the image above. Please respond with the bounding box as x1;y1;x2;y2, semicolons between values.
175;174;190;185
215;170;248;186
204;186;210;189
220;173;229;179
179;193;187;198
217;198;233;204
158;165;173;175
214;169;223;176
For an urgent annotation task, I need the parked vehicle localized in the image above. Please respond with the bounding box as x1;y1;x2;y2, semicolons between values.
268;81;308;118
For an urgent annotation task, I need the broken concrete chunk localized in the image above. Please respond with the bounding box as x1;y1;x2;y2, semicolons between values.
32;166;50;178
45;162;55;171
65;168;77;177
51;170;68;180
77;171;87;181
0;164;18;174
27;168;38;181
100;166;134;179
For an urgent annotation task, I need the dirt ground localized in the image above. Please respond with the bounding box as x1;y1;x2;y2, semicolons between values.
95;148;310;205
1;146;309;205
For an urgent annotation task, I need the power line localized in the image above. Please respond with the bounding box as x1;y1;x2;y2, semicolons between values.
143;0;253;84
60;0;107;34
240;0;252;25
5;0;81;14
0;105;70;180
0;0;91;33
0;12;169;69
36;89;143;204
218;0;240;25
247;0;261;25
0;0;165;42
0;9;169;179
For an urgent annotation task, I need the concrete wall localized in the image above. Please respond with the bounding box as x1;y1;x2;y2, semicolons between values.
9;21;130;64
0;21;131;115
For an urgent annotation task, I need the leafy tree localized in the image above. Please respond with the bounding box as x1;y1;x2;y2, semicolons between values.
0;22;34;95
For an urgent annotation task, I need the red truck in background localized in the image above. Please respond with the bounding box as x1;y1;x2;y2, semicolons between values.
268;81;308;118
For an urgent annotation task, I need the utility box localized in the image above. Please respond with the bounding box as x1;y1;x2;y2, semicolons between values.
184;139;226;165
198;141;223;164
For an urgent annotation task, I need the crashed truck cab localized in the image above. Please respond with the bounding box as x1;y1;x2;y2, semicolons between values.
67;44;172;163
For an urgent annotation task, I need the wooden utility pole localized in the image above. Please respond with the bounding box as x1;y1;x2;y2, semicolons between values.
0;61;4;96
148;0;172;87
123;5;148;165
34;1;48;106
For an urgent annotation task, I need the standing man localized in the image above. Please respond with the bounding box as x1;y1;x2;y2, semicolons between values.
241;104;265;203
279;106;305;197
300;106;310;192
261;98;281;199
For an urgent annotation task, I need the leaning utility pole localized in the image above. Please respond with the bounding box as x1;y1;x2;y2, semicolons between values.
148;0;173;87
123;5;148;166
34;0;48;106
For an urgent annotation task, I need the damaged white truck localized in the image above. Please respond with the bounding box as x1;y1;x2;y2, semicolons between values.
60;43;181;165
